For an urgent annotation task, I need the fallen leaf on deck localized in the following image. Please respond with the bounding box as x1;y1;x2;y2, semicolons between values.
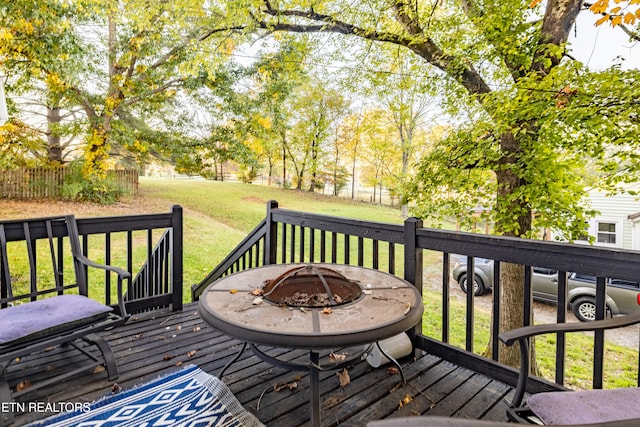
230;289;238;294
329;352;347;362
111;383;122;394
16;381;31;392
93;365;106;374
186;350;197;357
163;354;177;361
398;394;413;408
274;381;298;392
176;325;182;330
193;326;201;332
322;307;333;314
175;361;183;366
387;367;399;375
337;368;350;387
251;288;264;296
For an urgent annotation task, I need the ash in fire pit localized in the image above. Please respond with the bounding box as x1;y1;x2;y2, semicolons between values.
262;265;362;308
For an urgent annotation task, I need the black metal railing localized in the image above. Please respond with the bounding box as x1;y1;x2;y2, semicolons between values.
192;200;640;396
1;205;183;314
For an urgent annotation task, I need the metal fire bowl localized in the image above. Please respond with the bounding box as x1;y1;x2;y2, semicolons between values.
198;263;424;350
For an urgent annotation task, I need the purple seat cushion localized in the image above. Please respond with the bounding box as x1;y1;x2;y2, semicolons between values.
0;294;112;346
528;387;640;425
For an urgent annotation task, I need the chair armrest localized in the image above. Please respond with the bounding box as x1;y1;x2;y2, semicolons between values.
498;312;640;408
499;312;640;346
73;252;131;319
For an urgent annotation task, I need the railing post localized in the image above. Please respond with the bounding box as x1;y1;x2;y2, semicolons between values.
404;217;423;350
171;205;183;311
264;200;278;265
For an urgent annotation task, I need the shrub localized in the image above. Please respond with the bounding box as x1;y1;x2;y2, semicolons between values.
60;161;123;204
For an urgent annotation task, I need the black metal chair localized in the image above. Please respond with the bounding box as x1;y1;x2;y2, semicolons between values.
0;215;130;425
498;312;640;425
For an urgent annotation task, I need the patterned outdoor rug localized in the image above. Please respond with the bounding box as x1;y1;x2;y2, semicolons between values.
29;364;265;427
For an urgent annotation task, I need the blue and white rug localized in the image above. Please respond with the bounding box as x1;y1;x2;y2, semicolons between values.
29;365;264;427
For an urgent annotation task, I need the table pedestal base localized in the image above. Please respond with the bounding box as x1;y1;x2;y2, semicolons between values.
220;343;407;427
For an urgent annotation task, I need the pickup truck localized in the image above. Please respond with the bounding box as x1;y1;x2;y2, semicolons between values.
452;257;640;321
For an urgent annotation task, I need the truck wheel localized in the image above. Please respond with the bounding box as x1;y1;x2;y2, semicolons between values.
459;273;485;296
572;297;611;322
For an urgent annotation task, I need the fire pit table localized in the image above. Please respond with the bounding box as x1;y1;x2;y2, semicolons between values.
197;263;423;426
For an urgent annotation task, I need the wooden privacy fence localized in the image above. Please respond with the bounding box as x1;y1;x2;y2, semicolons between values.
0;167;138;199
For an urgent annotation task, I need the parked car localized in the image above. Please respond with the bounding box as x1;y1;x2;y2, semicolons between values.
451;256;640;321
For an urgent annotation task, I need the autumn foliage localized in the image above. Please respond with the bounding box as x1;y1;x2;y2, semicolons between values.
531;0;640;27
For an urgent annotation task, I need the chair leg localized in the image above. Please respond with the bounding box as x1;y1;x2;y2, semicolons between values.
84;334;119;381
0;368;15;426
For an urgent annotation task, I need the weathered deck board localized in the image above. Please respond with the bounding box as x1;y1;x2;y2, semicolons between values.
7;303;513;426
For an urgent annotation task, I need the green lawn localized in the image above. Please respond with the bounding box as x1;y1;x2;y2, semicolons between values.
140;177;405;233
138;177;405;289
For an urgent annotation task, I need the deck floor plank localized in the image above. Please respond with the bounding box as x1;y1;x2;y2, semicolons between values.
8;304;513;426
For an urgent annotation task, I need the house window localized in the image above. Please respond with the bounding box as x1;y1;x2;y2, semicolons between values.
597;222;617;244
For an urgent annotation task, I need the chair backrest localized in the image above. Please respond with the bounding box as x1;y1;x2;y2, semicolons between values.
0;215;86;307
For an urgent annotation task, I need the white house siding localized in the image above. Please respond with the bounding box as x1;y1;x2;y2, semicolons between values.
584;190;640;250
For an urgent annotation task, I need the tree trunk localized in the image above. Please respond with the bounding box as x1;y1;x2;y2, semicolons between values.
267;157;274;186
281;134;287;188
494;132;533;368
46;107;62;163
308;136;318;192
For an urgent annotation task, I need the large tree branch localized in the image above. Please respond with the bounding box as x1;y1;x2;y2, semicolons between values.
258;0;491;95
121;78;184;108
532;0;583;75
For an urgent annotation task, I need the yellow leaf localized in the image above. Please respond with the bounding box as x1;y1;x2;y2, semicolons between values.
623;12;636;24
595;15;611;26
229;289;238;294
529;0;542;7
589;0;610;14
611;15;623;26
610;7;622;14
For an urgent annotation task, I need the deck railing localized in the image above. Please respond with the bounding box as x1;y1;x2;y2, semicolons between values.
192;200;640;395
2;205;182;314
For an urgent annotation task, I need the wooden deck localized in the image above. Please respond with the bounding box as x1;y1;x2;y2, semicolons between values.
8;303;515;426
